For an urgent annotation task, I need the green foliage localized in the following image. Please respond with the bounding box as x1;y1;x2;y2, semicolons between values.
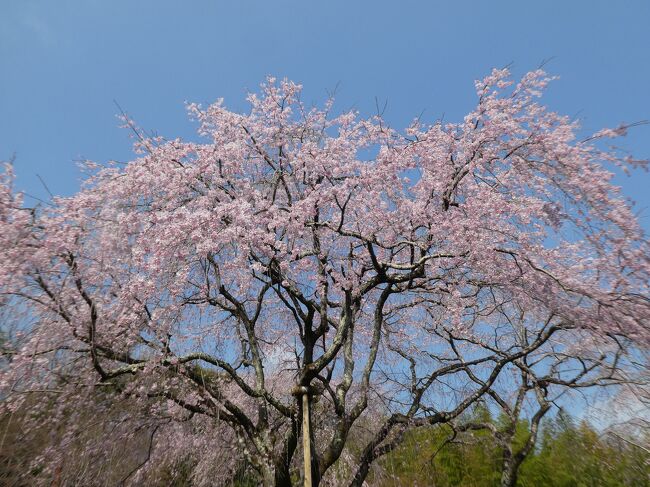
376;404;502;486
376;408;649;487
519;413;649;487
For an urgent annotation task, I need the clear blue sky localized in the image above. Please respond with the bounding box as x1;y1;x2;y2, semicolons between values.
2;1;649;228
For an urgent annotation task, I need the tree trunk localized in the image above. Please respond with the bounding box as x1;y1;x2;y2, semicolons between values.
500;446;518;487
501;464;518;487
261;465;276;487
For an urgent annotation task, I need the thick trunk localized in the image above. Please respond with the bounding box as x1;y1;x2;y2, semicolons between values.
274;419;298;487
500;448;519;487
274;462;294;487
500;464;518;487
261;465;276;487
307;395;323;487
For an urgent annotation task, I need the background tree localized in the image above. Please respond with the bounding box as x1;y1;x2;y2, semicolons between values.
451;326;639;487
1;68;649;486
375;405;649;487
373;309;646;487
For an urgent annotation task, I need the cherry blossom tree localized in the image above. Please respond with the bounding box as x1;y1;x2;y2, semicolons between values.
1;69;649;486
